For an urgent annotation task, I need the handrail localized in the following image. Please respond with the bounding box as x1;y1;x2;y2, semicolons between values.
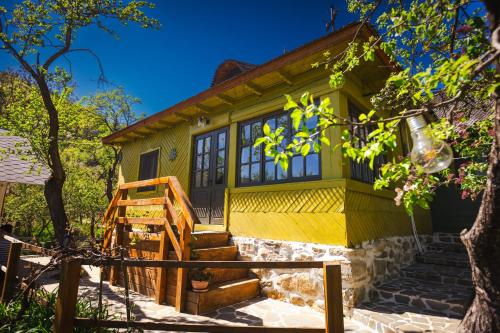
54;258;345;333
101;177;198;312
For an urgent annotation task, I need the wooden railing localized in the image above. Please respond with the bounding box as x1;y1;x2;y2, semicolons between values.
54;258;344;333
101;177;199;311
0;235;55;303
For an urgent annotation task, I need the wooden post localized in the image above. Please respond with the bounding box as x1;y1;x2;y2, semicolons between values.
53;258;82;333
323;263;344;333
110;189;128;285
175;215;191;312
0;242;21;302
155;186;171;304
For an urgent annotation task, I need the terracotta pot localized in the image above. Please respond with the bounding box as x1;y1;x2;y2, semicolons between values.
191;280;209;291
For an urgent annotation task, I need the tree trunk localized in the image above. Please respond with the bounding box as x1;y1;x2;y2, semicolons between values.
105;149;120;203
35;76;68;246
459;2;500;331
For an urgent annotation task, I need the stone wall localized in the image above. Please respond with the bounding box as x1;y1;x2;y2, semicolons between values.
232;234;432;316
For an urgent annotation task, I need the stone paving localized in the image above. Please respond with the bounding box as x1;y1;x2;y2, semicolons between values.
38;263;374;332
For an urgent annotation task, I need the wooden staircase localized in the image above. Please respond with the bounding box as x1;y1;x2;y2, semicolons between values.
167;231;260;314
101;177;260;315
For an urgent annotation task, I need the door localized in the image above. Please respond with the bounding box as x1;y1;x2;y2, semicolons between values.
190;127;228;225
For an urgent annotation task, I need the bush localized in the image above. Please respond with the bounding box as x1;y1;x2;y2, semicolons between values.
0;289;118;332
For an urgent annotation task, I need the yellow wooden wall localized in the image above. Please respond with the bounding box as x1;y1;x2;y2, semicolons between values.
117;70;432;246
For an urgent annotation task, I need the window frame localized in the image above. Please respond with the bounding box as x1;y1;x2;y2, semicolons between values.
137;148;160;193
348;102;386;184
236;109;322;187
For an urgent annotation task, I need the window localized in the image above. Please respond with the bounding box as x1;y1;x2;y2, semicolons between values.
348;103;385;184
137;149;159;192
237;110;321;186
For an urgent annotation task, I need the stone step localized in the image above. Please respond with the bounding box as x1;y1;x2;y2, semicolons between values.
427;242;467;254
400;263;471;287
432;233;462;245
416;251;469;268
191;231;230;249
353;300;461;333
369;277;473;317
184;278;260;314
167;267;249;286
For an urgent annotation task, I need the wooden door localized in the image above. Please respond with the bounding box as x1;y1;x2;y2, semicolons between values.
190;127;228;225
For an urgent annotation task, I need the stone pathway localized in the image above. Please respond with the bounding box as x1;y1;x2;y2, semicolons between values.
36;263;374;333
353;233;471;333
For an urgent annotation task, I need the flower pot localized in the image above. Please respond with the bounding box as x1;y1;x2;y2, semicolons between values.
191;280;209;292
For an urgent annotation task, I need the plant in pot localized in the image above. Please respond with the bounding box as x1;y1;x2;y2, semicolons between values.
190;268;212;292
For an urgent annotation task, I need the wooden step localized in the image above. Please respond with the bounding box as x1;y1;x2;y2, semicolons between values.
192;245;238;261
167;267;249;286
167;245;238;261
185;278;260;315
191;231;230;249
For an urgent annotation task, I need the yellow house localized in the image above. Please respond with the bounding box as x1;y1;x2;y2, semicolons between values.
103;23;432;314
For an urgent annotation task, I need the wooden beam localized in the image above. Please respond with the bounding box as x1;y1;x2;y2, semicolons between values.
175;113;191;122
277;70;293;85
244;82;264;96
216;94;235;106
125;132;145;139
194;103;211;114
324;263;344;333
110;189;128;285
53;258;82;333
157;120;174;128
0;242;21;303
117;197;167;206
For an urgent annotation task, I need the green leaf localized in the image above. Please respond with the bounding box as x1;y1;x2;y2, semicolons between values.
319;136;330;146
300;143;311;156
253;137;267;147
300;92;310;107
263;123;271;136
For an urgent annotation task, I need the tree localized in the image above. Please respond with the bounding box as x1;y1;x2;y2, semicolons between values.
257;0;500;330
82;88;142;203
0;0;159;244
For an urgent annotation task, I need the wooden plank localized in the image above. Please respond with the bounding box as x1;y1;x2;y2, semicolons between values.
116;217;167;226
0;242;21;302
102;188;123;251
323;263;344;333
168;177;200;228
155;187;171;304
119;177;169;189
53;258;82;333
110;189;128;285
117;197;166;206
80;259;325;269
3;235;54;255
176;215;192;312
74;318;325;332
164;222;182;259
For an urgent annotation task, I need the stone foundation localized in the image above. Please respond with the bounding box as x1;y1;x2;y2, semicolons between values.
231;234;432;316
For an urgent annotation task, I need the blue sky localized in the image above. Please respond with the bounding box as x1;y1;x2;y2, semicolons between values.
0;1;355;116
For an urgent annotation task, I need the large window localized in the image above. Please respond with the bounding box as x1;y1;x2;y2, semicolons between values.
137;149;159;192
237;111;321;186
348;103;385;184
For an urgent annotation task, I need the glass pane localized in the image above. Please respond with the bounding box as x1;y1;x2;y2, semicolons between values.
242;125;251;145
240;165;250;183
306;154;320;176
251;163;260;182
202;170;209;187
251;122;262;141
251;146;261;162
292;156;304;178
195;172;202;187
277;163;287;180
278;114;288;131
306;115;318;129
217;150;225;167
218;132;226;149
204;137;211;153
216;168;224;184
197;139;203;154
265;118;276;131
203;153;210;170
265;162;275;181
196;155;202;170
241;147;250;164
